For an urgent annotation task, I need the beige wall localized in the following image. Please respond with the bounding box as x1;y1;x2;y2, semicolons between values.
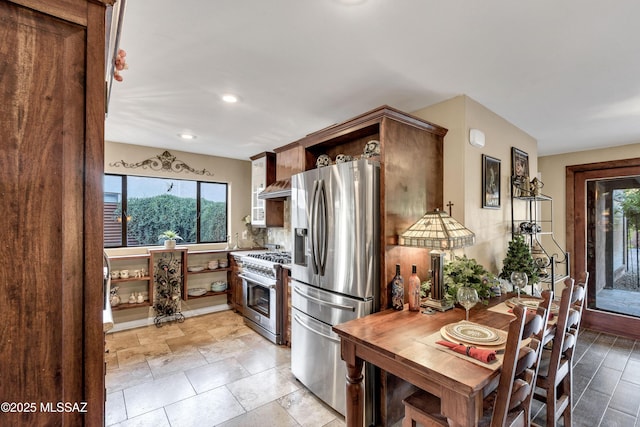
104;141;252;254
539;142;640;268
413;95;538;273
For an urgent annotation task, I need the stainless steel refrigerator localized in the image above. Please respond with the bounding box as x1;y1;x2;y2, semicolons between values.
291;158;379;424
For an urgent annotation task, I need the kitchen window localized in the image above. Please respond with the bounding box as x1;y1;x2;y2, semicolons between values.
103;174;228;247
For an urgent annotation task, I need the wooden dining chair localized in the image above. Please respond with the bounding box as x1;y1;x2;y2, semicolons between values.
570;271;588;339
533;274;586;427
402;293;551;427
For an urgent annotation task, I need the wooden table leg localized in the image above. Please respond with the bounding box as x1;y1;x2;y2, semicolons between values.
341;339;364;427
440;388;481;427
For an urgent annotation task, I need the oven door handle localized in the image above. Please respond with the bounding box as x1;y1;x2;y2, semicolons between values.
293;314;340;343
293;286;356;312
238;273;276;289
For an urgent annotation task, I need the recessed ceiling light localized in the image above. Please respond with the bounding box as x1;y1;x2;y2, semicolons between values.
222;94;239;103
178;133;197;140
335;0;367;4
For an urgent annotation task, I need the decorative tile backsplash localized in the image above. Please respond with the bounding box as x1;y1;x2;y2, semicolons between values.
266;199;291;250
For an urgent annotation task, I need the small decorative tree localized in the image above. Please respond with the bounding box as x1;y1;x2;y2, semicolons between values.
500;234;539;285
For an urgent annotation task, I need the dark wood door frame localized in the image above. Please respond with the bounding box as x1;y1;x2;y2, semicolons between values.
567;157;640;339
1;1;106;424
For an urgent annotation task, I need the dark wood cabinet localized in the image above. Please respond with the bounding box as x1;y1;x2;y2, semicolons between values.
294;105;447;310
278;267;292;347
0;0;108;424
274;141;315;181
228;255;244;311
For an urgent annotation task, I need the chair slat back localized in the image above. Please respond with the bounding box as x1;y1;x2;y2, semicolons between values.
561;275;587;361
491;301;547;427
569;272;588;336
545;278;575;378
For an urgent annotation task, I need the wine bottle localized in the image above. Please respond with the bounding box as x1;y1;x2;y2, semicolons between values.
408;264;421;312
391;264;404;310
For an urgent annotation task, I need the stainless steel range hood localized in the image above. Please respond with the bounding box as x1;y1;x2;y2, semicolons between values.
258;178;291;200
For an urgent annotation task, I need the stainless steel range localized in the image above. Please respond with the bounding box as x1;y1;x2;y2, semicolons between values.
239;251;291;344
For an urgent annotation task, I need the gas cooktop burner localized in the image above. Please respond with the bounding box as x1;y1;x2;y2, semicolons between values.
247;251;291;264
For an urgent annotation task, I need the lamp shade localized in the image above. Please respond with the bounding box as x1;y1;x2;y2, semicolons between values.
399;209;475;250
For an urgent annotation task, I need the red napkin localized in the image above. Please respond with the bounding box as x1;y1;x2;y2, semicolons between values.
436;340;497;363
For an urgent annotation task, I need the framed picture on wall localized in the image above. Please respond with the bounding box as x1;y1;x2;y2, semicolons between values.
511;147;529;178
482;155;501;208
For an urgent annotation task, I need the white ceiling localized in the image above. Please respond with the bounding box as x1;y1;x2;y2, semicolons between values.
105;0;640;161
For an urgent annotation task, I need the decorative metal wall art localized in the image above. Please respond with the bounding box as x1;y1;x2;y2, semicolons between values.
109;150;214;176
153;251;185;327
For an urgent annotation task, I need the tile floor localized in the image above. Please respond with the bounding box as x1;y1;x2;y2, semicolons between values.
106;310;640;427
105;310;345;427
551;327;640;427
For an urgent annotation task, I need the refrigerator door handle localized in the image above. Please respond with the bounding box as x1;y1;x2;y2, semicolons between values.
293;313;340;343
317;179;328;275
293;285;356;312
310;180;320;274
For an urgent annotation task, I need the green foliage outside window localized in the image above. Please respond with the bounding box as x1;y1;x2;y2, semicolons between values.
200;199;227;242
123;195;227;245
127;194;196;245
104;174;228;247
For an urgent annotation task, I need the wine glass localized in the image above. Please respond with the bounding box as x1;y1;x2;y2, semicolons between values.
510;272;528;301
457;287;479;321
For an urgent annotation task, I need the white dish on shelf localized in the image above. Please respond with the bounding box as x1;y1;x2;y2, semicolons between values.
211;281;227;292
187;288;208;297
188;266;205;272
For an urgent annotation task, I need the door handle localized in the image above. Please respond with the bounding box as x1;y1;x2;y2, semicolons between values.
293;286;356;312
293;314;340;343
317;179;328;276
238;274;276;289
310;180;320;274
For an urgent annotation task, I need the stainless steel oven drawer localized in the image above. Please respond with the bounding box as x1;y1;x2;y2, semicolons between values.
291;307;373;423
291;280;372;326
291;307;348;415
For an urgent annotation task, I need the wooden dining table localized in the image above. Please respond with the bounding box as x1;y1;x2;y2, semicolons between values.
332;296;516;427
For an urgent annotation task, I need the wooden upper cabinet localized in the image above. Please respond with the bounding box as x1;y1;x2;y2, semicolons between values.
1;1;107;425
274;141;314;181
291;105;448;309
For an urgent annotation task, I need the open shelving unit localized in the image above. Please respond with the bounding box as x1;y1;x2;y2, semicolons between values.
108;253;153;310
510;180;570;293
183;249;231;300
107;248;235;320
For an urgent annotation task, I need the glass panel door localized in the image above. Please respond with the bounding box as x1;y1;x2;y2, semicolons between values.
587;175;640;317
251;156;266;226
